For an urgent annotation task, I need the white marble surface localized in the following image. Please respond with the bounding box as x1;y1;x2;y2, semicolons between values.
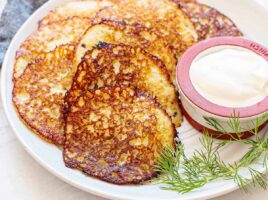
1;0;268;199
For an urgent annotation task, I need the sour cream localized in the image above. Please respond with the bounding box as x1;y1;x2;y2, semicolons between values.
189;46;268;108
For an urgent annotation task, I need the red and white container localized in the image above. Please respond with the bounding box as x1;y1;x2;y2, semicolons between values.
177;37;268;140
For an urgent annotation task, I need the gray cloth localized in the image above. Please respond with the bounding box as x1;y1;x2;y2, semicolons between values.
0;0;47;65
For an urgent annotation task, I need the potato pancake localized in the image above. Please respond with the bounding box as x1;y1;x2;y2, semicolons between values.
176;1;242;40
64;86;176;184
13;45;75;145
75;21;177;80
66;43;182;127
75;20;177;82
94;0;198;57
14;17;91;80
39;0;113;26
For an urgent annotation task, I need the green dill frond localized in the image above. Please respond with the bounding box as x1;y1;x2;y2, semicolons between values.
228;111;243;139
204;117;227;133
248;168;267;190
155;113;268;194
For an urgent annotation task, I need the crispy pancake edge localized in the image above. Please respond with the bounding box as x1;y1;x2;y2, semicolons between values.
38;0;113;27
93;0;198;57
13;45;75;146
173;1;243;40
13;17;92;81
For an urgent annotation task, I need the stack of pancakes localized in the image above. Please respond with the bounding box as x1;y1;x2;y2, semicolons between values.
12;0;242;184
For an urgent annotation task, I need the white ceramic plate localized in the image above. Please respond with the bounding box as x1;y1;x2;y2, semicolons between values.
1;0;268;200
0;0;7;17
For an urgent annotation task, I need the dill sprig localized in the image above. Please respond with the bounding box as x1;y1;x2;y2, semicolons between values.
155;112;268;194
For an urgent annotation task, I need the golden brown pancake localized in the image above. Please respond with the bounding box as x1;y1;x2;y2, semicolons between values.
66;43;182;127
13;45;75;145
39;0;113;26
14;17;91;80
176;1;242;40
94;0;198;57
75;20;177;83
64;86;176;184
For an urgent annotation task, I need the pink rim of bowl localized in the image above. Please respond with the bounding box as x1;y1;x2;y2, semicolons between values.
177;36;268;118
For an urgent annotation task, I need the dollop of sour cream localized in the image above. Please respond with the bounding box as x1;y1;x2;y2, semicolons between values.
190;47;268;108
